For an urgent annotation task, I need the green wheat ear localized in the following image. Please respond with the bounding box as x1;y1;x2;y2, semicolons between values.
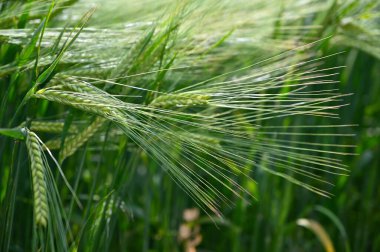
21;121;78;134
33;89;113;117
25;130;48;227
59;117;106;162
150;93;210;108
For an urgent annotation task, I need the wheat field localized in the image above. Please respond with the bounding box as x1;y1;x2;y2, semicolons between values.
0;0;379;251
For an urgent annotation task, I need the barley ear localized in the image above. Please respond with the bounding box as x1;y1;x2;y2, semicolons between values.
25;130;48;227
29;121;78;134
62;80;100;94
150;93;209;108
33;89;113;117
59;117;106;162
44;138;65;150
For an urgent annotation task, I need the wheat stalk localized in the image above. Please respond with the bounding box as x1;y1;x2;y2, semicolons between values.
25;130;48;227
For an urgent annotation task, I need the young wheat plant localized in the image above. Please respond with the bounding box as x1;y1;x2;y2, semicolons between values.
0;0;371;251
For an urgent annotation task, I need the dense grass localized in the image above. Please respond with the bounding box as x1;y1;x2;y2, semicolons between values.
0;0;379;251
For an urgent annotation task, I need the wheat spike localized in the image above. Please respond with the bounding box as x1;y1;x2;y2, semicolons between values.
62;80;101;94
19;121;78;134
25;130;48;227
44;138;65;150
150;93;209;108
31;121;78;133
59;117;106;162
64;68;111;78
33;89;113;117
49;76;102;94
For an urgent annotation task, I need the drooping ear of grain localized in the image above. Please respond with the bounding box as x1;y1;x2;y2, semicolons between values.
44;138;65;150
59;116;106;162
31;121;78;133
33;89;113;117
25;130;48;227
150;93;209;108
62;80;101;94
19;121;78;134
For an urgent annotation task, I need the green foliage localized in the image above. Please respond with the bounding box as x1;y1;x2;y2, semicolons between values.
0;0;379;251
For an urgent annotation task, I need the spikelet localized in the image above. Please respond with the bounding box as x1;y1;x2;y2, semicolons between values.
25;130;48;227
150;93;209;108
59;117;106;162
